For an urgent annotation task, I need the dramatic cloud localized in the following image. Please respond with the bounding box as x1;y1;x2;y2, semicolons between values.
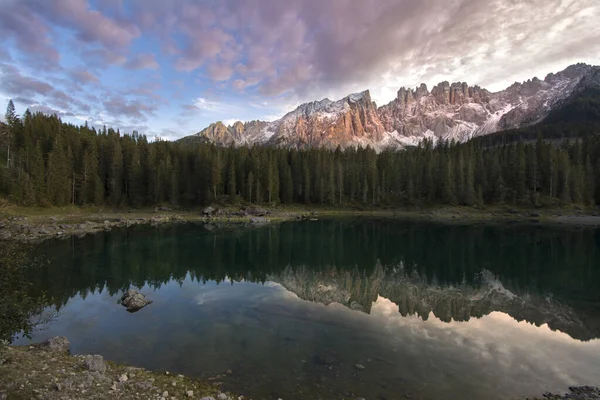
0;0;598;138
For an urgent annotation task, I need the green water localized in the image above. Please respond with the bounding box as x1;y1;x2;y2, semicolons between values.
15;218;600;399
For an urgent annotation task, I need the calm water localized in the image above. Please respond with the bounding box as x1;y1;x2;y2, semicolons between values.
15;218;600;400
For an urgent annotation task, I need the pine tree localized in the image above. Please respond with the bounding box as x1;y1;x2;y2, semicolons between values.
281;165;293;204
303;165;311;204
227;160;236;197
247;171;254;203
46;136;69;205
29;142;45;204
4;100;18;169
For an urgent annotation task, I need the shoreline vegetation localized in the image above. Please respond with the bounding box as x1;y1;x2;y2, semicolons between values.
1;203;600;242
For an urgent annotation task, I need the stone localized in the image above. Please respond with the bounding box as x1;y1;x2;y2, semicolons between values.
118;374;128;382
38;228;49;234
120;289;152;312
217;394;228;400
245;206;269;216
250;217;269;225
162;391;169;398
355;364;365;370
40;336;70;352
82;355;106;373
186;390;194;398
200;397;216;400
171;381;176;387
203;206;216;216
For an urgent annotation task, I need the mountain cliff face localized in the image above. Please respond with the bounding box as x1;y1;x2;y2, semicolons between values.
186;63;600;150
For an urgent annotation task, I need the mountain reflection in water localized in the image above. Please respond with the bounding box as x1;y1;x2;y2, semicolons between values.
14;218;600;400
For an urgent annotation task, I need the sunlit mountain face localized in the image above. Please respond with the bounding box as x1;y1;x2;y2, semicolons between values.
12;219;600;399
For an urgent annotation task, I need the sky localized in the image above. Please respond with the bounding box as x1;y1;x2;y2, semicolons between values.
1;0;599;141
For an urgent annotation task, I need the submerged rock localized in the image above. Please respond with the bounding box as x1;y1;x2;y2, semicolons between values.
120;289;152;312
40;336;70;353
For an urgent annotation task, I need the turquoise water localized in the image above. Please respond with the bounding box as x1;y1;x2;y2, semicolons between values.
15;219;600;399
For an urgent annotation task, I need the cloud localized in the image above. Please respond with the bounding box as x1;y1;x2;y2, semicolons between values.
27;103;76;118
192;97;223;111
125;53;160;70
129;0;600;104
102;96;158;121
207;62;234;81
0;64;54;97
0;1;60;67
174;28;234;72
70;69;100;84
37;0;140;49
83;48;127;67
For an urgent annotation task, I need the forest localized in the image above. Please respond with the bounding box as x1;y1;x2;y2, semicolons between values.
1;99;600;209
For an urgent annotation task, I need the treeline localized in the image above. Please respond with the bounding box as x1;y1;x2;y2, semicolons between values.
1;100;600;208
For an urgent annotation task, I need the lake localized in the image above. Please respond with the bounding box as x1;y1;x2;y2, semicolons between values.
14;218;600;399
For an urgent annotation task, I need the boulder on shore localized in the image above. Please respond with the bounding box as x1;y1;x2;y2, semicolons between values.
120;289;152;312
203;206;216;216
245;206;269;216
250;217;270;225
40;336;70;353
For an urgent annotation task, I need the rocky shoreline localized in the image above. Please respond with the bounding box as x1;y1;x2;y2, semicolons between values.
526;387;600;400
2;205;600;243
0;337;241;400
0;206;314;242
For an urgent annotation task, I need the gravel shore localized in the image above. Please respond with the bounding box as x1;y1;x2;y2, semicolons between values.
0;337;240;400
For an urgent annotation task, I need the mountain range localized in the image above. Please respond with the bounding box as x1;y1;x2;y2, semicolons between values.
183;63;600;150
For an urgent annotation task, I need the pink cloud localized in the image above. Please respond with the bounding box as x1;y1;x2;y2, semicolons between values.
207;62;234;81
125;53;160;70
70;69;100;84
40;0;140;49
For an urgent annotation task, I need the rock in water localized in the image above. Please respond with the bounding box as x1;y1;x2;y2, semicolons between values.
120;289;152;312
40;336;70;353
